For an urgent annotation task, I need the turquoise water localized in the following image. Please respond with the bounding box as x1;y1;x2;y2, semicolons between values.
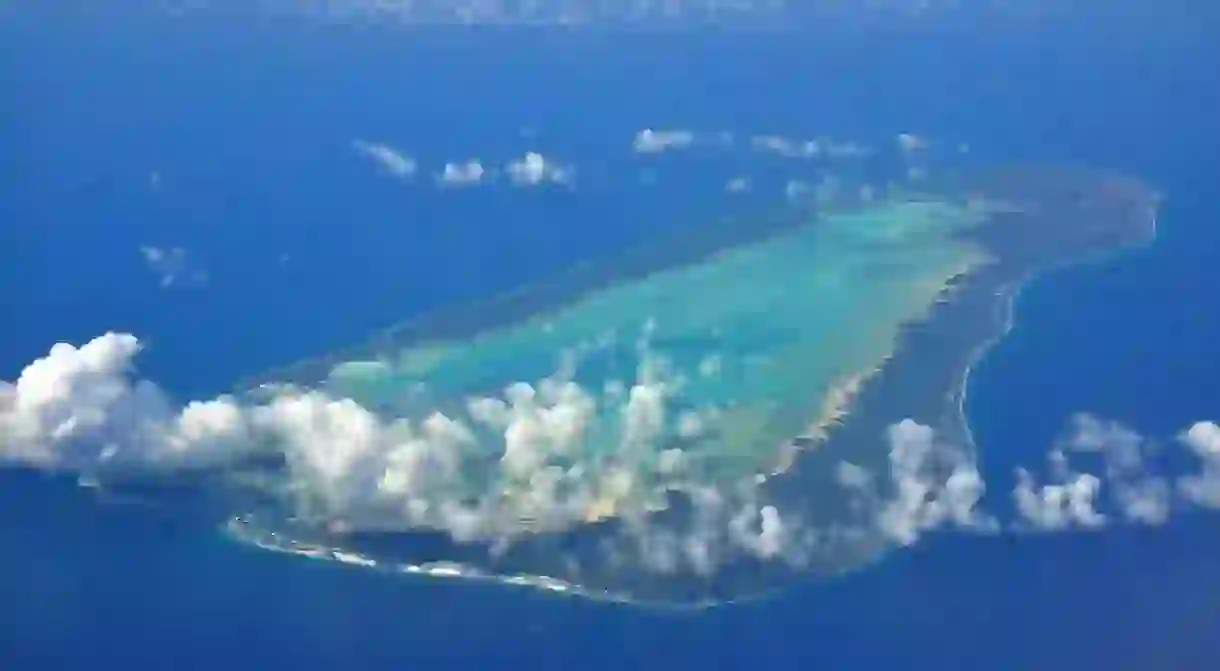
227;197;995;579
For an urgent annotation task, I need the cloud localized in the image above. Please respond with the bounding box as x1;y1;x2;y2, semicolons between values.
274;0;791;26
823;140;872;159
341;129;912;200
832;413;1220;543
994;413;1188;531
263;0;1035;28
896;132;928;153
505;152;573;187
750;135;819;158
0;333;251;472
436;160;487;187
352;139;417;179
626;483;816;577
0;332;807;570
4;333;1219;580
1012;453;1107;531
139;246;207;288
352;144;571;188
632;128;696;154
748;134;873;160
158;0;1138;35
838;419;993;546
1179;421;1220;508
1060;413;1171;525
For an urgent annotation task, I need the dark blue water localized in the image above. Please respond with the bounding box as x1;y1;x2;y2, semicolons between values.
3;7;1220;669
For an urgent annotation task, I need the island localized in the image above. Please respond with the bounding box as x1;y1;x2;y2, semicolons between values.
228;165;1159;607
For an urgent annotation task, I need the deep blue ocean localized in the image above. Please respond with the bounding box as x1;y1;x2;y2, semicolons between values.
3;5;1220;669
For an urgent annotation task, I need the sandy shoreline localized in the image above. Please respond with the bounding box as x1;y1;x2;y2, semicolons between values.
767;260;978;477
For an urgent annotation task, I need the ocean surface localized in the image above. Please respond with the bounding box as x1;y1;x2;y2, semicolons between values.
4;4;1220;669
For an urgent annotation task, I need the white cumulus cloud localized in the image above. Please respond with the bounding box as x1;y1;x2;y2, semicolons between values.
1179;421;1220;508
1061;413;1171;525
436;160;487;187
0;332;814;571
896;132;928;153
5;332;1220;580
505;151;573;187
352;139;417;179
0;333;252;472
1012;452;1107;532
837;415;1220;540
877;419;992;544
632;128;696;154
